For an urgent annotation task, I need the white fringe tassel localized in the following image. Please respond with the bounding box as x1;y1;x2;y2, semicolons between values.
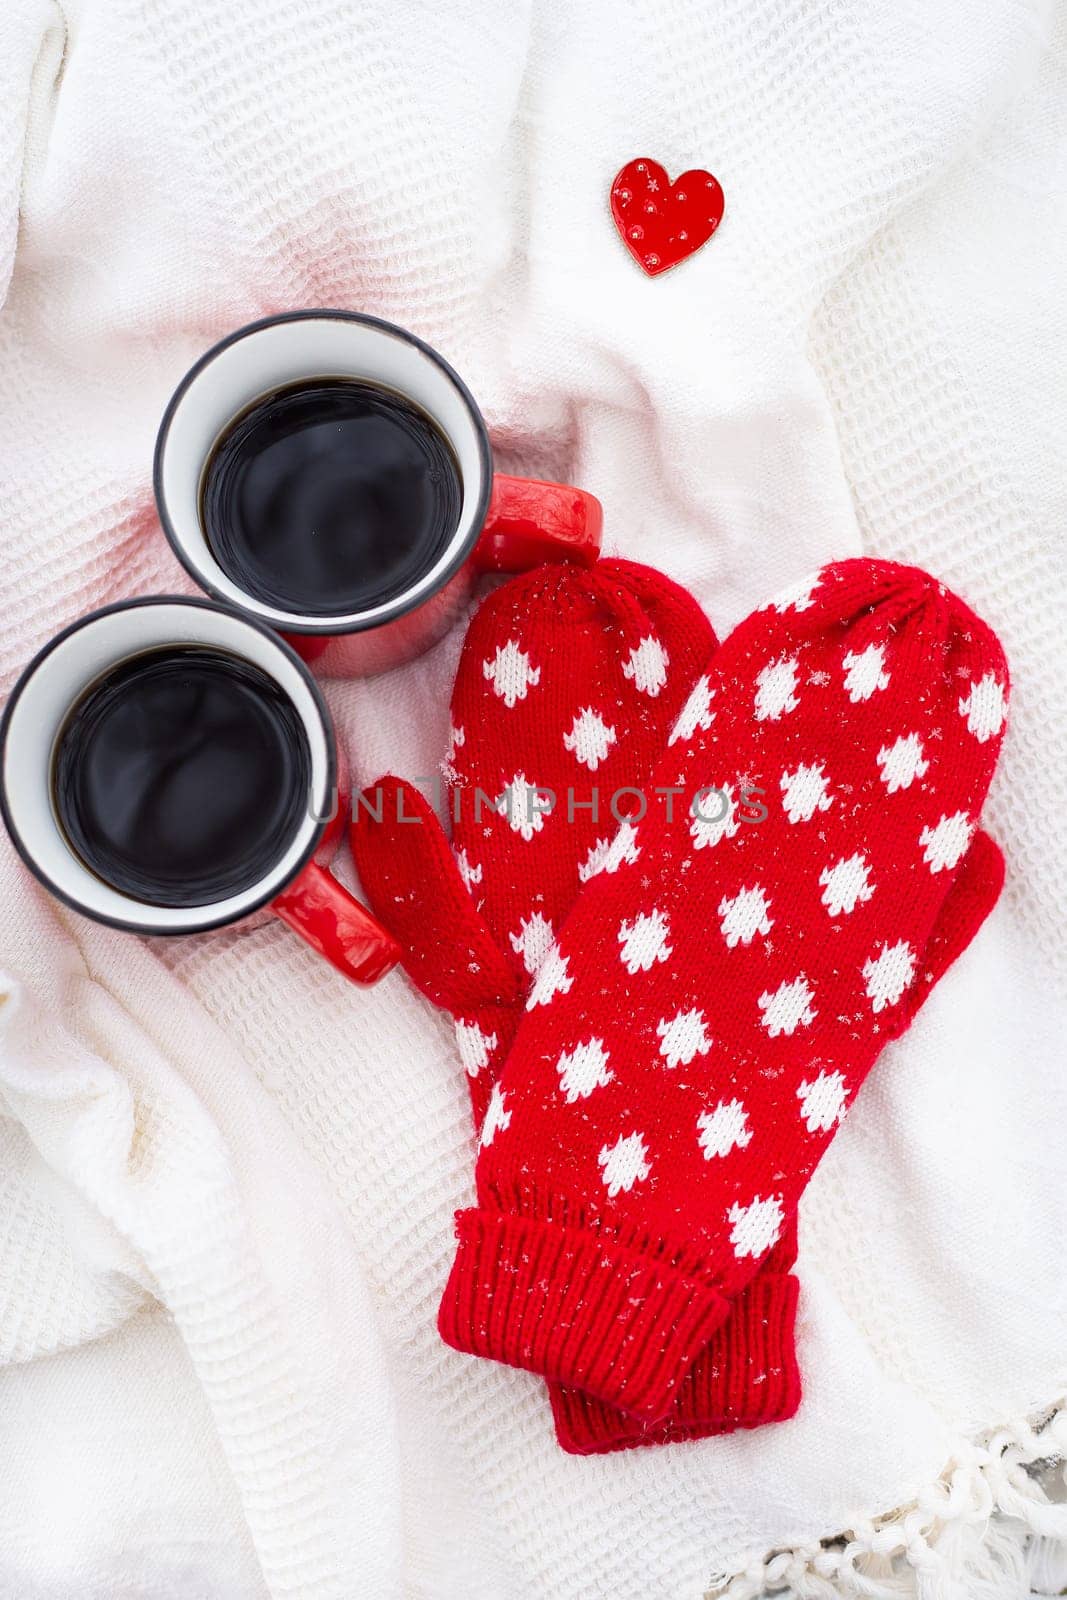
712;1397;1067;1599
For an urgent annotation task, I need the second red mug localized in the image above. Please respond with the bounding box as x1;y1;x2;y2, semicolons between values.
0;598;400;984
153;310;602;675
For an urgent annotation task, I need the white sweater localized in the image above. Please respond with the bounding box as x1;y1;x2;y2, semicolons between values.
1;2;1065;1597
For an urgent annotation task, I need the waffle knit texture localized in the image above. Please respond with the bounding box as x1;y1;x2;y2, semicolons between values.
1;2;1065;1596
351;558;803;1451
439;560;1009;1420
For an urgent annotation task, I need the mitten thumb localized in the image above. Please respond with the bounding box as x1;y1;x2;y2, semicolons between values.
352;776;522;1019
895;828;1004;1035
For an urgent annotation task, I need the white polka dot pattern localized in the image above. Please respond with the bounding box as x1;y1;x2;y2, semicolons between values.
728;1196;784;1259
862;940;916;1012
479;1084;511;1148
780;762;832;823
842;643;890;702
509;913;555;976
496;773;550;841
621;636;669;697
617;909;672;974
668;675;715;744
876;733;929;793
758;976;817;1037
796;1070;848;1132
556;1039;614;1103
578;824;641;882
525;945;573;1009
920;811;974;873
657;1009;712;1068
755;656;801;720
482;640;541;707
958;672;1008;743
453;846;482;891
597;1133;651;1197
689;786;740;850
718;886;773;947
455;1020;498;1079
697;1100;752;1159
563;708;618;771
819;854;874;916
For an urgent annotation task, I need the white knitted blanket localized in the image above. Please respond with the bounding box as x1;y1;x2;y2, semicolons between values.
1;3;1065;1597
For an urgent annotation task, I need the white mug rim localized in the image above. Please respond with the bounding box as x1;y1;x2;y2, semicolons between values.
152;309;494;634
0;596;338;935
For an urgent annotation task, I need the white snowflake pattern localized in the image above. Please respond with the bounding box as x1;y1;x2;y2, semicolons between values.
598;1132;651;1196
480;1083;511;1147
482;640;541;707
556;1038;614;1103
819;854;875;917
919;811;973;873
496;772;551;840
728;1195;784;1259
876;733;929;794
697;1099;752;1159
454;1020;498;1079
669;675;716;744
862;940;916;1012
689;785;740;850
509;912;556;975
780;763;832;824
958;672;1007;743
796;1069;848;1133
842;644;890;703
758;976;817;1037
525;943;573;1008
621;635;669;697
578;823;641;882
446;723;466;763
718;885;773;947
656;1008;712;1068
563;708;618;771
618;909;672;974
453;846;483;892
755;656;800;720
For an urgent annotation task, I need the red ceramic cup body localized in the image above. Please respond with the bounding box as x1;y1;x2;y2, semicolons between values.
153;311;602;677
0;598;399;985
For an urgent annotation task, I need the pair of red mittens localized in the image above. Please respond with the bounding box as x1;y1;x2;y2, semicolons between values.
354;557;1008;1446
354;558;802;1451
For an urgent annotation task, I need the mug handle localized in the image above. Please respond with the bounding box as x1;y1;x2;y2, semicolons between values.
272;860;401;985
472;474;602;573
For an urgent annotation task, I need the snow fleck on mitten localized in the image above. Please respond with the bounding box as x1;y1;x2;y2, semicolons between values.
437;559;1009;1424
351;558;803;1448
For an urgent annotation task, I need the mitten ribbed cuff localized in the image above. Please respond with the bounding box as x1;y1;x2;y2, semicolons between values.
548;1269;800;1454
438;1207;730;1423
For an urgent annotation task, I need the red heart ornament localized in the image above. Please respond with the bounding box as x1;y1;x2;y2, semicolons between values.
610;158;724;276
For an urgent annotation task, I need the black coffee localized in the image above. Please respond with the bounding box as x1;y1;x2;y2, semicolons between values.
200;378;463;616
52;646;312;909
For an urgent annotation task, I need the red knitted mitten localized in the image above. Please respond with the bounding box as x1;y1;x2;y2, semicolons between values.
550;824;1002;1451
437;560;1009;1424
351;558;802;1448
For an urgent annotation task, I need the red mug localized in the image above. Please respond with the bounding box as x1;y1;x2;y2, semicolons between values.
153;311;602;675
0;598;400;984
